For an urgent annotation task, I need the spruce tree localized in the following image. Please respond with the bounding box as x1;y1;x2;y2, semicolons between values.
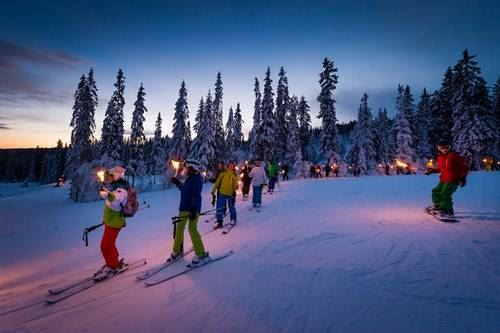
260;67;275;161
130;83;147;162
275;66;290;162
451;50;494;169
394;85;416;162
345;93;376;173
234;103;244;150
373;108;391;164
101;69;126;161
429;68;454;147
193;97;205;137
298;96;311;160
190;91;216;171
213;72;225;161
249;78;262;160
317;57;340;162
414;88;432;159
151;113;165;178
225;106;236;161
493;78;500;159
286;95;302;173
170;81;190;161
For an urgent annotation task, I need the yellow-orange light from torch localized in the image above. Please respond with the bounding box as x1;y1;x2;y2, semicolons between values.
395;160;408;168
483;159;487;163
239;173;244;178
97;170;105;182
203;171;207;177
171;160;180;170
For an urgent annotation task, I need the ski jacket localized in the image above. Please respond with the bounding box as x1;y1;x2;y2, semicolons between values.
437;152;468;183
249;165;268;186
267;163;279;177
178;173;203;212
211;170;238;196
101;180;129;229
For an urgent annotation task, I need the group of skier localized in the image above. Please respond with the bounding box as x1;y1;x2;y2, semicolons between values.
92;140;469;280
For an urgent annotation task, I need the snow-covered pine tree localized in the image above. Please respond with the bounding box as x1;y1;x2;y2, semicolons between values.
193;97;204;137
169;81;190;162
249;78;262;160
414;88;432;159
451;50;494;169
345;93;376;173
275;66;290;162
298;96;312;161
260;67;275;161
286;95;302;175
429;68;454;147
190;91;216;172
213;72;225;162
101;69;126;161
130;83;147;163
69;75;86;143
225;106;236;161
394;85;416;163
373;108;391;164
317;57;340;162
151;112;165;179
493;78;500;159
234;103;244;150
403;85;416;144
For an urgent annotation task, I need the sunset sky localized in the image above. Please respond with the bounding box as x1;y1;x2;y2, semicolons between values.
0;0;499;148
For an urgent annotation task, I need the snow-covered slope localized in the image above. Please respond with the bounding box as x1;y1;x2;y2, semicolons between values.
1;172;499;333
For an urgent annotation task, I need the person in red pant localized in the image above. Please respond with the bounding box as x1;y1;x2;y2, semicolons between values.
94;166;129;281
425;140;468;217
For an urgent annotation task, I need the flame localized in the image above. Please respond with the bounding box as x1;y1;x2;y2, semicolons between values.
395;160;408;168
202;171;207;177
97;170;105;182
239;173;244;178
171;160;180;170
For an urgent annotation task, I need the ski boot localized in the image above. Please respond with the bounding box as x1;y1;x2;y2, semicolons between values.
437;208;454;219
425;204;439;214
166;251;183;263
213;221;223;230
191;252;211;267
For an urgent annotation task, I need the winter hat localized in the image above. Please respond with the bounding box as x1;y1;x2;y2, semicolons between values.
185;159;201;171
437;138;451;146
109;166;126;179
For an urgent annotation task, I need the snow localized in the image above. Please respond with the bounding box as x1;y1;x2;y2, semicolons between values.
1;172;499;332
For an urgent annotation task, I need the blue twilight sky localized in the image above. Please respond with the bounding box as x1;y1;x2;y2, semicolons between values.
0;0;499;148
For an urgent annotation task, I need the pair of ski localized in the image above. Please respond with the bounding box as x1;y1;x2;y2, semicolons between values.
140;250;234;286
425;207;459;223
46;258;147;304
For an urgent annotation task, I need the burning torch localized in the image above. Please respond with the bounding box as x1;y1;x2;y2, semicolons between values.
171;160;180;177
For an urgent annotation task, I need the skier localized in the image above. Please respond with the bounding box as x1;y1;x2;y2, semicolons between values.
281;164;289;181
241;164;252;199
325;164;331;178
249;160;267;208
94;166;129;281
425;140;468;217
267;160;279;193
169;159;210;265
211;161;238;229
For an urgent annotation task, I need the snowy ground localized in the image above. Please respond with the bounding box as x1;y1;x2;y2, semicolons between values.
1;172;499;333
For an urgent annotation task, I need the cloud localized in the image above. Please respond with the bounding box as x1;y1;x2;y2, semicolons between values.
0;122;11;130
0;40;85;107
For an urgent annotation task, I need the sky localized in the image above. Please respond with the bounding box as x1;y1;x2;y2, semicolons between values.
0;0;499;148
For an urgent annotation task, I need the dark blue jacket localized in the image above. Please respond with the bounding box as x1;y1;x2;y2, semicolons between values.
176;173;203;212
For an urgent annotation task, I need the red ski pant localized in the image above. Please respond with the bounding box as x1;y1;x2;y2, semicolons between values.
100;224;121;269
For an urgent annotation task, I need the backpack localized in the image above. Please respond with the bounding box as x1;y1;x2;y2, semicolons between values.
121;186;139;217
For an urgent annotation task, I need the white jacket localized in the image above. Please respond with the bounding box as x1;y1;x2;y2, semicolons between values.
249;166;268;186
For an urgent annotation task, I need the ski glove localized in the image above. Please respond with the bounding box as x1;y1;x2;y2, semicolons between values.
459;176;467;187
211;193;216;207
171;177;181;186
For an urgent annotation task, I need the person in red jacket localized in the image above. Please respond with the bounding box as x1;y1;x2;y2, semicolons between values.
425;140;468;217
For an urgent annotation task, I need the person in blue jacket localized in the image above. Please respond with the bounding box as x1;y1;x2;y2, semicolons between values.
169;159;210;265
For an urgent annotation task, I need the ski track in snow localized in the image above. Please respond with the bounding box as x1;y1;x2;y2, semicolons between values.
0;172;499;332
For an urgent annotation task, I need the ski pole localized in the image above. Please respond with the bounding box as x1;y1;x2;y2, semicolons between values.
82;223;104;247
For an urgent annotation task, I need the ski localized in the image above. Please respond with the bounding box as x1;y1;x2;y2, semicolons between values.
222;222;236;235
144;250;234;287
136;249;194;280
424;208;459;223
48;276;94;295
46;258;147;304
